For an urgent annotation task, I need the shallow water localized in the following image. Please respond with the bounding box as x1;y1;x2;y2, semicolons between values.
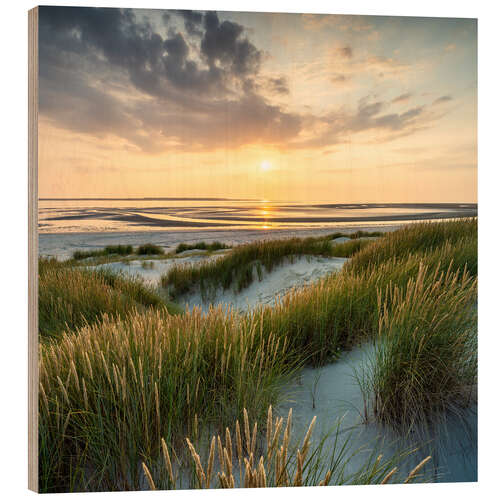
39;198;476;234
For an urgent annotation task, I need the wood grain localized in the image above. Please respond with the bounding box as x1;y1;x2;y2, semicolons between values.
28;6;39;493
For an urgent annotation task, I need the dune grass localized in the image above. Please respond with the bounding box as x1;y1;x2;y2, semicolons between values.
38;219;477;491
136;243;165;255
143;406;429;490
39;307;293;492
243;229;476;366
72;243;164;261
38;257;179;340
359;264;477;429
162;235;376;299
346;218;477;274
329;229;385;240
73;244;134;260
175;241;230;254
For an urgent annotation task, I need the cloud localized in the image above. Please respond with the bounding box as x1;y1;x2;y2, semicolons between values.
200;12;261;76
392;93;412;104
38;7;453;155
175;9;203;36
433;95;453;105
336;46;353;59
38;7;299;152
263;76;289;95
288;96;433;150
323;49;412;88
331;74;350;85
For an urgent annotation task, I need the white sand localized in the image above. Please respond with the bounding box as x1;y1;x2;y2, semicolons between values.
331;236;351;244
40;225;475;482
91;251;227;286
279;344;477;482
39;225;397;261
184;255;347;313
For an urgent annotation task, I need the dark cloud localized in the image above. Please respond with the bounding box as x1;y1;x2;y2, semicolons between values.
392;92;412;103
433;95;453;105
339;46;353;59
38;7;299;153
265;76;289;95
200;12;261;75
161;12;170;26
39;6;231;98
38;7;449;155
176;10;203;36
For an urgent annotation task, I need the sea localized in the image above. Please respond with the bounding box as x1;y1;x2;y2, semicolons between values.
38;198;476;234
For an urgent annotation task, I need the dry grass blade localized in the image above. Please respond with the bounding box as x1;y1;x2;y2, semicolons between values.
142;462;156;490
186;437;207;488
381;467;398;484
205;437;215;488
161;438;174;484
404;456;432;483
300;415;316;459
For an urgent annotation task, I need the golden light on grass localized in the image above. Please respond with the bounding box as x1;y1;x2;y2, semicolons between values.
38;219;476;491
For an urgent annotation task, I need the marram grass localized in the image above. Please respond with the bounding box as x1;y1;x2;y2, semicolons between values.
360;264;477;429
175;241;230;254
38;257;180;340
142;406;430;490
162;234;376;299
38;218;477;491
346;218;477;274
72;243;164;261
39;307;293;491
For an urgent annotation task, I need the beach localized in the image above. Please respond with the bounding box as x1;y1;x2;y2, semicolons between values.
38;217;478;489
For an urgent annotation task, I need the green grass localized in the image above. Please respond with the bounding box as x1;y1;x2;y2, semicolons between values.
38;219;477;491
346;218;477;274
72;245;134;260
136;243;165;255
175;241;230;254
259;231;477;366
39;307;293;491
358;264;477;430
162;235;377;299
143;406;428;490
38;257;180;340
72;243;165;260
328;230;385;240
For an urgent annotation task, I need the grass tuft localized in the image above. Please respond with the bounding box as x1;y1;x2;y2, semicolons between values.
38;219;476;491
136;243;165;255
163;235;377;299
38;257;179;340
143;405;429;490
360;263;477;429
73;245;134;260
175;241;230;254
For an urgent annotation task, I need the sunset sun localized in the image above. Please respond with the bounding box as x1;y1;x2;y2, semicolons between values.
260;160;271;171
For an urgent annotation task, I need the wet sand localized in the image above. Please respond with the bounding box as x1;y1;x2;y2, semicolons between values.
39;223;401;260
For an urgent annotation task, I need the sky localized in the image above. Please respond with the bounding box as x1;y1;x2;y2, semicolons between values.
38;7;477;202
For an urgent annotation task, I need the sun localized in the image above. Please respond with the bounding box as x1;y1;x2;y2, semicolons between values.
260;160;271;171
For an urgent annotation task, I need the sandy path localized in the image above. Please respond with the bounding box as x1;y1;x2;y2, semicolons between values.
184;255;347;313
90;252;226;286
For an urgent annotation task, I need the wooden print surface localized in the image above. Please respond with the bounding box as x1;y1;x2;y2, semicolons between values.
29;6;478;493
